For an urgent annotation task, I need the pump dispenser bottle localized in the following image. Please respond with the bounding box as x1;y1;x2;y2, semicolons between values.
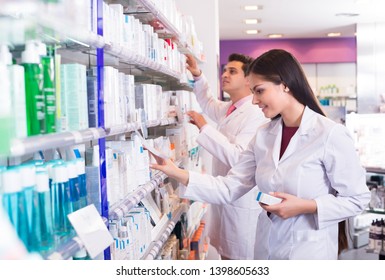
21;40;45;136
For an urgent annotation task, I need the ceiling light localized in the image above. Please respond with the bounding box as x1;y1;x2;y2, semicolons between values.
327;32;341;37
268;34;283;38
335;13;359;17
244;19;259;24
244;5;259;11
246;29;259;35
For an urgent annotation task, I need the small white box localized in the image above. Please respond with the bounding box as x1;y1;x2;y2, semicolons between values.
256;192;282;205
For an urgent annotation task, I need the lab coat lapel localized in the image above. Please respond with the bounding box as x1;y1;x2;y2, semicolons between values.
220;102;242;126
279;107;314;163
269;119;282;168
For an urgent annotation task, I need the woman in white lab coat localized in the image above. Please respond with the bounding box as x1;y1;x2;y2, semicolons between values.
150;49;370;259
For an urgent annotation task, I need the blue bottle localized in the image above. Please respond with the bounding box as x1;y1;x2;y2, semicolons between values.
51;163;73;236
67;160;80;212
20;163;36;250
31;170;54;253
46;159;64;189
75;158;87;208
1;167;29;248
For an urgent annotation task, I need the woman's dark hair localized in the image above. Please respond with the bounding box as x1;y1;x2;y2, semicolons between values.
247;49;348;255
246;49;325;118
228;53;254;76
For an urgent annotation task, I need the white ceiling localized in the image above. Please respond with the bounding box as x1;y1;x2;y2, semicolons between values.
218;0;385;40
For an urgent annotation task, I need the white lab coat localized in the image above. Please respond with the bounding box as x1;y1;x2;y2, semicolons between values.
184;106;370;260
193;74;268;259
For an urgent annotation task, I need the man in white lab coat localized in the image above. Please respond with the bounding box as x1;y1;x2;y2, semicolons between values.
185;53;268;259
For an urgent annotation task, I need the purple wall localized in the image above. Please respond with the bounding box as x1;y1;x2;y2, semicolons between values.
220;37;356;66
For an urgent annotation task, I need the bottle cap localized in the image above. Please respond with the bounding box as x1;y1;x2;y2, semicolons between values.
67;161;78;179
1;167;22;193
21;41;40;64
35;171;49;192
20;164;36;188
118;226;128;238
46;159;64;180
36;42;47;57
52;163;69;183
75;158;85;175
0;44;12;65
73;248;88;260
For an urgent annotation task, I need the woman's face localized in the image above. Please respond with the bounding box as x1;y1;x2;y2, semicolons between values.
248;73;289;119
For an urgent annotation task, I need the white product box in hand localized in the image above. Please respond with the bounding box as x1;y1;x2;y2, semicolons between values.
256;191;282;205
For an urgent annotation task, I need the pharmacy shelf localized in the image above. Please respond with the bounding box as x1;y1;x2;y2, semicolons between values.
1;11;188;85
45;217;109;260
109;158;183;220
8;117;177;157
135;0;202;61
0;9;104;48
46;237;83;260
142;203;189;260
135;0;182;39
10;128;106;157
366;208;385;215
366;167;385;175
119;0;203;62
104;43;181;81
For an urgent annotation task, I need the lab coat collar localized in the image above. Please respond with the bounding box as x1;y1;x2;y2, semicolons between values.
221;95;253;123
270;106;317;165
269;106;316;136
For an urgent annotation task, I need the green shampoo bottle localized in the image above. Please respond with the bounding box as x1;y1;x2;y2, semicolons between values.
21;41;45;136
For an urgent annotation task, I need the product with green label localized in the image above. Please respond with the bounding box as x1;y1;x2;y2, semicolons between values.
22;41;45;136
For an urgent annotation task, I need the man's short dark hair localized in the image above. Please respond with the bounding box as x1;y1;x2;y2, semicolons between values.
228;53;254;75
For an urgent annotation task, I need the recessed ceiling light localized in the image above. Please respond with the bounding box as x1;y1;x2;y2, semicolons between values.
335;13;359;17
244;19;259;24
244;5;259;11
327;32;341;37
268;34;283;38
246;29;259;35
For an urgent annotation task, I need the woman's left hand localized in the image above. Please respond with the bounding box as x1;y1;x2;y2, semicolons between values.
259;192;317;219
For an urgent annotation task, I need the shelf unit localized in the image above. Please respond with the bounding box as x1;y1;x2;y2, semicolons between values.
364;167;385;258
1;0;201;260
142;203;189;260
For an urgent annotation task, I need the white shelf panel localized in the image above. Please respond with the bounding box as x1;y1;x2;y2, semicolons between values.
9;117;177;157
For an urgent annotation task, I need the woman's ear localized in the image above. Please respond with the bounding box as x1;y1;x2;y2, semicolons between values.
282;83;290;92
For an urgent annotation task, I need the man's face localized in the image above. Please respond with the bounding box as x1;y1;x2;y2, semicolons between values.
221;60;248;95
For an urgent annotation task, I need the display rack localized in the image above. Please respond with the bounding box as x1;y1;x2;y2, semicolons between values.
1;0;201;260
142;203;189;260
109;159;182;220
9;118;177;157
121;0;203;61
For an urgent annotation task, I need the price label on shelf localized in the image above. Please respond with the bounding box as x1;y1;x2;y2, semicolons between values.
67;204;113;259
